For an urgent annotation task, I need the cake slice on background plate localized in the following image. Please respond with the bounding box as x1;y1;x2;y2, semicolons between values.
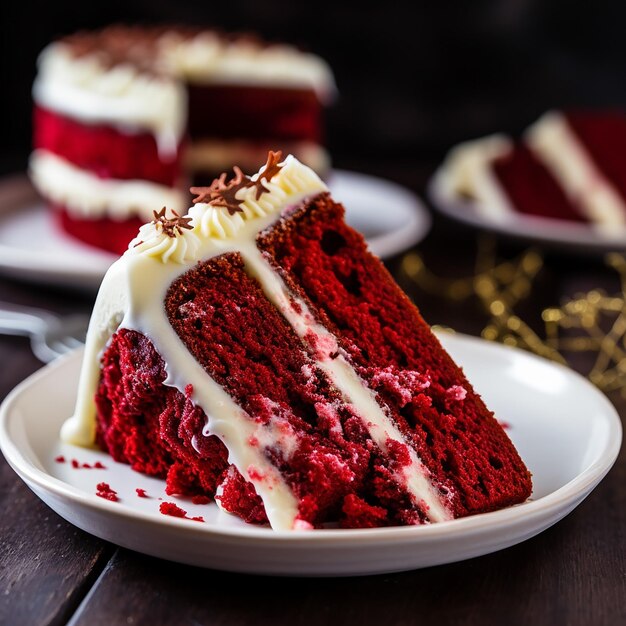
29;25;335;255
439;110;626;232
62;152;532;530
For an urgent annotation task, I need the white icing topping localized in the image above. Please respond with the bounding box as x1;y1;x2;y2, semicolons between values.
129;220;201;264
33;43;186;157
29;150;185;221
438;134;516;220
157;32;336;100
525;111;626;229
63;155;450;528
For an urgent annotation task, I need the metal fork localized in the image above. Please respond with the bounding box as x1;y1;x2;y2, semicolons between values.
0;302;89;363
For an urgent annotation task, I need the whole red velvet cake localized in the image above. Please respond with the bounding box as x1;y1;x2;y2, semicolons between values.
64;153;532;530
29;26;335;255
439;110;626;232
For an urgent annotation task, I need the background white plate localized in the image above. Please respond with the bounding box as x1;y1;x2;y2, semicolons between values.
428;166;626;253
0;332;620;576
0;171;430;291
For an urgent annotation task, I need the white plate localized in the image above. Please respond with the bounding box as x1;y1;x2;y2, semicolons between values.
428;166;626;253
0;332;620;576
0;171;430;291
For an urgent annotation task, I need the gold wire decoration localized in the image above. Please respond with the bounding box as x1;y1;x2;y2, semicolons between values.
401;237;626;396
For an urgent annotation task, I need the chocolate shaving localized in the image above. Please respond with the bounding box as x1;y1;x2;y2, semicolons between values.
248;150;284;200
190;166;250;215
151;207;193;238
190;150;284;215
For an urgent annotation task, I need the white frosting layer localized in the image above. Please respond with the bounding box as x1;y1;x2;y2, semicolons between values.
157;32;336;101
33;43;186;157
29;150;185;221
526;111;626;229
63;155;450;528
438;134;516;220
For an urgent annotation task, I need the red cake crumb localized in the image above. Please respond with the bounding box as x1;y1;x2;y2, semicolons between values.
55;455;65;463
136;488;149;498
68;459;107;470
96;482;118;502
159;501;204;522
499;421;512;430
191;495;211;505
341;494;388;528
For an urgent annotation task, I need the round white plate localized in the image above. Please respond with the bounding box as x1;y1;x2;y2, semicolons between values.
0;171;430;291
428;166;626;253
0;332;620;576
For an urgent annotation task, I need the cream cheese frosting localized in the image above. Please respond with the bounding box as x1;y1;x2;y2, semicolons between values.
437;134;516;220
33;43;186;157
29;150;186;221
157;32;336;101
63;155;451;528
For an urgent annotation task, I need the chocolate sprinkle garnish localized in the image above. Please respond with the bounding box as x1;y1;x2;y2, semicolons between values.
248;150;284;200
190;150;284;215
151;207;193;238
190;166;250;215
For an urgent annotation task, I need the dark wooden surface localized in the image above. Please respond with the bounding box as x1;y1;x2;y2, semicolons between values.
0;163;624;626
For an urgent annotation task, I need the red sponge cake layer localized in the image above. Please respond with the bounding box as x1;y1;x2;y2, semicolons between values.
95;328;230;500
492;145;587;223
258;194;532;517
34;106;182;185
54;205;145;256
566;111;626;205
188;84;323;144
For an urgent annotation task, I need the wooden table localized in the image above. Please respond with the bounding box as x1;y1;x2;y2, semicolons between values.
0;164;624;626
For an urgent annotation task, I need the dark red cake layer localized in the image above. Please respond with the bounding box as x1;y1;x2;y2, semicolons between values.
491;145;587;223
95;328;231;500
54;204;145;256
187;84;322;143
566;111;626;206
34;106;182;185
164;253;424;527
258;194;532;518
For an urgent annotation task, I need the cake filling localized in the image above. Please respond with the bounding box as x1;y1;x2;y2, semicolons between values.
29;150;185;221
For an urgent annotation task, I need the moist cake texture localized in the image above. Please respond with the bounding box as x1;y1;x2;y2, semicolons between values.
64;153;532;529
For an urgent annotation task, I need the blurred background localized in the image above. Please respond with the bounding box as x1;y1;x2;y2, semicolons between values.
2;0;626;178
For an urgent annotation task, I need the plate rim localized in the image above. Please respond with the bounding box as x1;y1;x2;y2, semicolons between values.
0;331;621;545
427;166;626;252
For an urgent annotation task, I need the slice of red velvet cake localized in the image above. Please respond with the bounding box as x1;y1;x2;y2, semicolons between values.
439;110;626;232
63;153;532;530
30;25;335;255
